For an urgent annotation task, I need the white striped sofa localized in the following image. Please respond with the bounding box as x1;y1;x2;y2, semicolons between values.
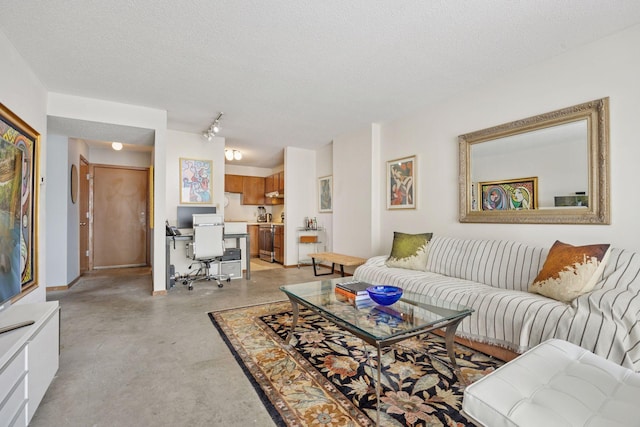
354;236;640;371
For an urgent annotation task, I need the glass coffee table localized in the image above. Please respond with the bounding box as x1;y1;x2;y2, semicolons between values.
280;278;473;425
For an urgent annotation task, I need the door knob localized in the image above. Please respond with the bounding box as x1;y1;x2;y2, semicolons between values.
80;222;87;226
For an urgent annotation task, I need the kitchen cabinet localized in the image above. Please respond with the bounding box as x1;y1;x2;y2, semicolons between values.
278;171;285;193
265;173;277;194
265;172;284;205
242;176;265;205
274;225;284;264
248;225;259;257
225;174;243;193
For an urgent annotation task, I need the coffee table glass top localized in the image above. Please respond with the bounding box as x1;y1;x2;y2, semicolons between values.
280;278;473;344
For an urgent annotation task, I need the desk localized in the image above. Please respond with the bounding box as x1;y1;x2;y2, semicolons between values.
165;232;250;290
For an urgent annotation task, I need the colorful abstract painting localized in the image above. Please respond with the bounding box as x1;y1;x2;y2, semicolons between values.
480;177;538;211
180;158;212;204
0;104;39;290
387;155;416;209
0;138;23;302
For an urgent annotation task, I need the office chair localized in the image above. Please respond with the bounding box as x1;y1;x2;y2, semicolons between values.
182;215;230;290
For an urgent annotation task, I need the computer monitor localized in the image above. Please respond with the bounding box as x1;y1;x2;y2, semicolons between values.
176;206;216;228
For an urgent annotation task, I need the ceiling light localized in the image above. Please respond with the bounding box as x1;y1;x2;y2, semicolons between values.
112;142;123;151
225;149;242;161
202;112;224;141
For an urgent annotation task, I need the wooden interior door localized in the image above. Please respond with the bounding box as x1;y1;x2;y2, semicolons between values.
79;156;90;273
92;165;149;268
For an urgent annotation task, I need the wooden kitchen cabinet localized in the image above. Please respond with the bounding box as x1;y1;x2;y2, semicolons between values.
248;225;259;257
265;173;277;194
225;174;243;193
274;225;284;264
278;171;284;193
265;172;284;205
242;176;265;205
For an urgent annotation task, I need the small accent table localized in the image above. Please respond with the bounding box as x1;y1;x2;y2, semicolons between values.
280;278;473;426
308;252;367;276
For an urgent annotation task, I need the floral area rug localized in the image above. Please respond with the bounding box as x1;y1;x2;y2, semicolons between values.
208;301;503;426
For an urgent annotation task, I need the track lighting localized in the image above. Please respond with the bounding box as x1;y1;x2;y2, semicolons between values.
202;112;224;141
225;149;242;161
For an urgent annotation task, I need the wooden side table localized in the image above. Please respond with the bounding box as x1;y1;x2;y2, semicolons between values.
308;252;367;276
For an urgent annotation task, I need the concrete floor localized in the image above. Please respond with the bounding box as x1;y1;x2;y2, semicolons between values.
32;263;341;427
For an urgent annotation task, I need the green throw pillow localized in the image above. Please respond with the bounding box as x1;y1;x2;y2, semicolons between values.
385;232;433;270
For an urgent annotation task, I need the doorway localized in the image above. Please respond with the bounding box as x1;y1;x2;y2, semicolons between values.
92;164;150;269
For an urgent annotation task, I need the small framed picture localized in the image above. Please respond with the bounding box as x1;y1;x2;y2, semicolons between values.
180;158;213;204
479;176;538;211
318;175;333;212
387;155;416;209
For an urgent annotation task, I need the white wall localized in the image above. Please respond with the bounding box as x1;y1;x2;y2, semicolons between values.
89;146;151;168
333;23;640;257
284;147;316;266
44;134;68;288
165;130;224;221
332;125;378;260
315;142;333;252
0;30;48;304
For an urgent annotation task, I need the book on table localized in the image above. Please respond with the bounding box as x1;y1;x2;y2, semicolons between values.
334;289;374;308
335;286;370;301
335;280;370;296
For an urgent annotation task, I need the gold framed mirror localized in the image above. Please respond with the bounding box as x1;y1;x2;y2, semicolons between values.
459;97;609;224
70;164;78;204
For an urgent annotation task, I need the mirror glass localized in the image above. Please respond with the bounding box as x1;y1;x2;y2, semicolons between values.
70;164;78;204
459;98;609;224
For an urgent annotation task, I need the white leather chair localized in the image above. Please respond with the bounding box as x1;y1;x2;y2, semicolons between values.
183;214;229;290
462;338;640;427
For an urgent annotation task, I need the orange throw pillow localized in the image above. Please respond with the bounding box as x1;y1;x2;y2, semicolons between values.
530;240;611;303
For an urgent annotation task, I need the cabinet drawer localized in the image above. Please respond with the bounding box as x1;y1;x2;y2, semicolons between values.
221;261;242;280
0;346;28;427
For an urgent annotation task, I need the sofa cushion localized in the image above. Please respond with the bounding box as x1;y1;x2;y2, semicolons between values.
385;232;432;270
529;240;610;303
424;236;548;292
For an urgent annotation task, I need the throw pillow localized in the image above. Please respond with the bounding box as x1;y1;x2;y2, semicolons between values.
385;232;433;270
529;240;611;303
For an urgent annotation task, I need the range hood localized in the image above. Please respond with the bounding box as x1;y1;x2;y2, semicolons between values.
265;191;285;199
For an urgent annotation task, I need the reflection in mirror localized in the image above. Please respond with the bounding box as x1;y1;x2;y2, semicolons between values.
459;98;609;224
471;120;588;209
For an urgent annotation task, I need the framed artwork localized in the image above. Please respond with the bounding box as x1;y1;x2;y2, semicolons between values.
180;158;212;204
318;175;332;213
0;103;40;292
387;155;416;209
480;177;538;211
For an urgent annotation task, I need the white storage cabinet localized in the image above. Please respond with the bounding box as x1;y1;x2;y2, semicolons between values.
0;302;60;427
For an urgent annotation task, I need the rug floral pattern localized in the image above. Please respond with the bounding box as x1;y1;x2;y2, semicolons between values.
209;302;502;426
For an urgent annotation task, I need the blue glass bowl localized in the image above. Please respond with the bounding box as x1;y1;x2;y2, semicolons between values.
366;285;403;306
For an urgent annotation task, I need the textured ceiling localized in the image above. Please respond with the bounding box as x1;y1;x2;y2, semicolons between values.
2;1;640;167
